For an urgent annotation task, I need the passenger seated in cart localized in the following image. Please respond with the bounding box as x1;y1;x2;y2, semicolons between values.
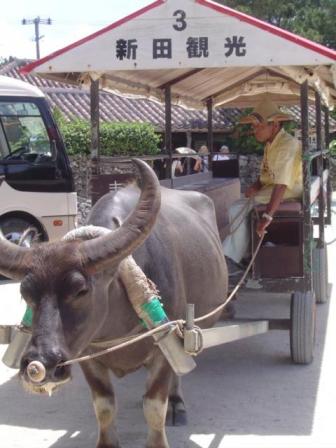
213;145;230;161
222;97;303;271
198;144;210;172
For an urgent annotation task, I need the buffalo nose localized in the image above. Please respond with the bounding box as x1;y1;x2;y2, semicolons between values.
27;360;46;383
21;347;69;383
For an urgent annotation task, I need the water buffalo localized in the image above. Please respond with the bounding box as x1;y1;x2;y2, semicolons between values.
0;159;228;448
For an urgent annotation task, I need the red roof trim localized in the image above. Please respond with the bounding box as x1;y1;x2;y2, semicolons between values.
197;0;336;61
21;0;164;74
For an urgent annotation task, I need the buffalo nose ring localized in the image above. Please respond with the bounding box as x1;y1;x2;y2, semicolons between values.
27;361;46;383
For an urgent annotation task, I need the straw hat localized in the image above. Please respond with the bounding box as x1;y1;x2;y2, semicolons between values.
240;97;293;124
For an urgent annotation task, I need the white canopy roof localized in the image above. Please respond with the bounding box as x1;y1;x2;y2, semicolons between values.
22;0;336;109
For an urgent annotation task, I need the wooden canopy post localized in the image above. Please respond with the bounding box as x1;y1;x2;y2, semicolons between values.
165;86;173;187
315;91;325;249
207;97;213;171
324;107;332;225
90;78;100;180
300;81;312;292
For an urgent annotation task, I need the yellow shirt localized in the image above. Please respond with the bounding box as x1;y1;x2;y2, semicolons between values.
255;129;303;204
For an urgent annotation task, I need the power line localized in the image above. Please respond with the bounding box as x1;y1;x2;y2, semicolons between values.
22;17;52;59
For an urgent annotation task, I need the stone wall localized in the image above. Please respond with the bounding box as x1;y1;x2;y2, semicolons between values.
69;155;91;224
238;154;262;192
69;154;262;224
330;157;336;190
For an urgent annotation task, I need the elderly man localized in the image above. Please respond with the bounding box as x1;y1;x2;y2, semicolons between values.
222;97;303;268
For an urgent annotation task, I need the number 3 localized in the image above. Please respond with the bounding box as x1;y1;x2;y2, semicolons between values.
173;10;187;31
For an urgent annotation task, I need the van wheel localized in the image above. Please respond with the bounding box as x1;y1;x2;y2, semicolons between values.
0;217;42;247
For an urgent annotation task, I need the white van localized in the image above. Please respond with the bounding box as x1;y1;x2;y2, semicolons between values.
0;76;77;243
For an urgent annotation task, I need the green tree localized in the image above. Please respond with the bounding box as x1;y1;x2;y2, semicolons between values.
218;0;335;48
59;119;161;156
52;107;68;128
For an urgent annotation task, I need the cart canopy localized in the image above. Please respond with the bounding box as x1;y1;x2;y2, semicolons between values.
22;0;336;109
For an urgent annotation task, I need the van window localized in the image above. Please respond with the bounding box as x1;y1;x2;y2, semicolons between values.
0;101;52;162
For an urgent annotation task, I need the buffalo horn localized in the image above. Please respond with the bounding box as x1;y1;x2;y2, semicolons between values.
0;233;29;280
80;159;161;272
63;225;110;242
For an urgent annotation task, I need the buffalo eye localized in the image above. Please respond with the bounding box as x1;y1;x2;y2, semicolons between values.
65;272;89;300
74;287;89;298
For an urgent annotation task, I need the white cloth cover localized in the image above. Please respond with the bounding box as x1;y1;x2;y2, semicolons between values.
222;198;254;263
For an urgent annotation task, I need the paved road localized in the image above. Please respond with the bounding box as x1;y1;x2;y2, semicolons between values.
0;221;336;448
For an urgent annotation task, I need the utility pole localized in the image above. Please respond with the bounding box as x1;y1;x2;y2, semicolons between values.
22;17;52;59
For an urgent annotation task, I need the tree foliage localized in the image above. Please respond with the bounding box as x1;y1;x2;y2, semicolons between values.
55;113;161;156
219;0;336;48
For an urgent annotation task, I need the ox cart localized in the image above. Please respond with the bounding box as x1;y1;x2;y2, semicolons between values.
2;0;335;368
179;85;332;367
1;2;336;447
2;92;330;369
87;85;333;368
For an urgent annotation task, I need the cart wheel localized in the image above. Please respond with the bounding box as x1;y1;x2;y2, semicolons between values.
290;291;315;364
313;245;328;304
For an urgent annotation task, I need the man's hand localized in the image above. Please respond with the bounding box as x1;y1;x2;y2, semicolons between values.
255;184;287;237
256;218;271;237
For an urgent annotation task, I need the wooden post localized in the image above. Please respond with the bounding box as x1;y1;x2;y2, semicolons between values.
165;86;173;187
324;107;332;225
300;81;312;293
90;79;100;179
207;97;213;171
315;91;325;249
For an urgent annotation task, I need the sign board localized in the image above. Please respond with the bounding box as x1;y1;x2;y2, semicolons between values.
24;0;336;75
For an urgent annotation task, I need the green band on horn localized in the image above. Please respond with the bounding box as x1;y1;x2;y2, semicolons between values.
22;307;33;327
141;296;168;327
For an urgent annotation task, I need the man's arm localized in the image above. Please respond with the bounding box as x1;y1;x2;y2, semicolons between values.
256;184;287;237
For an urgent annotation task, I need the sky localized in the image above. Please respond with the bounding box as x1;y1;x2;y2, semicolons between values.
0;0;152;60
